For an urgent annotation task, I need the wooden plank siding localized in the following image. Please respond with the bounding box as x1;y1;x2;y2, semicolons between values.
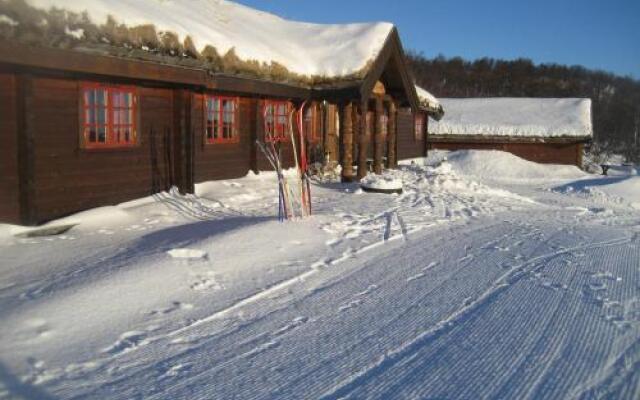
0;73;20;223
28;77;174;223
193;94;254;182
428;141;582;166
396;109;426;160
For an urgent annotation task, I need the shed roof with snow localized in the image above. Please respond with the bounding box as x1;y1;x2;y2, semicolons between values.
429;98;592;139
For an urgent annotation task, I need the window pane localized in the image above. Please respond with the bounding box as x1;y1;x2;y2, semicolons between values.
266;104;274;122
97;106;106;125
85;89;96;107
88;128;96;143
86;107;94;125
98;126;106;142
213;119;219;139
96;89;106;106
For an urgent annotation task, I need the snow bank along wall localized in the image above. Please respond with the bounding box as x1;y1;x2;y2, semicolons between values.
428;141;585;166
0;1;438;225
427;98;592;167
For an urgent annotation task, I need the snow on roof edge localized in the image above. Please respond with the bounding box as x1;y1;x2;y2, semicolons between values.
429;97;592;139
21;0;395;79
415;85;444;119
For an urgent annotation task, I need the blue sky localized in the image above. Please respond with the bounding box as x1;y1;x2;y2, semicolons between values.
236;0;640;79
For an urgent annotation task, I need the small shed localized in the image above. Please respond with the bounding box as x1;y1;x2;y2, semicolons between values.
427;98;592;166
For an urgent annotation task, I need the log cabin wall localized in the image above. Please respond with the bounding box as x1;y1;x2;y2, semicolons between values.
323;103;339;166
428;141;583;166
193;93;254;182
396;109;425;160
0;73;20;224
23;75;174;224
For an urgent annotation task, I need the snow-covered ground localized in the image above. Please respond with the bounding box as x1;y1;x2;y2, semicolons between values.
1;150;639;399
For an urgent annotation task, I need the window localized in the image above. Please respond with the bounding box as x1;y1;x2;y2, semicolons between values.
205;96;239;144
81;84;137;148
415;113;425;140
263;100;291;142
304;105;320;143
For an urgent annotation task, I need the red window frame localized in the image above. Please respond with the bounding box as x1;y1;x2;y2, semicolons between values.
81;83;138;149
263;100;291;142
415;113;425;140
205;95;240;144
304;104;320;144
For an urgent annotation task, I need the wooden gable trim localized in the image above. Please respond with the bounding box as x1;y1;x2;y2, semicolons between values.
359;28;419;112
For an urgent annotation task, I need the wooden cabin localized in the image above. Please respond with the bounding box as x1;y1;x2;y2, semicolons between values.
427;98;592;166
0;0;441;225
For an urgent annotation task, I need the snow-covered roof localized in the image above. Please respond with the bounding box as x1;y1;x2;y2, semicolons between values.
415;85;444;118
429;98;592;139
24;0;394;78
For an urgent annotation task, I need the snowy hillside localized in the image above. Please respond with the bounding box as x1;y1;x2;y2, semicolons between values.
24;0;393;77
429;97;593;138
1;151;639;399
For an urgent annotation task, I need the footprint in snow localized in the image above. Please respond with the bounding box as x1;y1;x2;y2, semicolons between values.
339;299;363;312
149;301;194;316
223;181;242;187
272;316;309;337
243;341;280;359
190;273;224;291
339;285;378;311
160;363;193;380
102;331;149;356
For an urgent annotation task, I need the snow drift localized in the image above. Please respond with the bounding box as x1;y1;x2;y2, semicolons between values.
443;150;588;182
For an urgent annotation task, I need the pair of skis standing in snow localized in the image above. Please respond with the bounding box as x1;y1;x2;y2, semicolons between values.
256;101;312;221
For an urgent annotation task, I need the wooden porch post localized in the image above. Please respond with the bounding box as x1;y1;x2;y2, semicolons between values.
341;101;354;181
357;100;369;180
373;96;384;175
387;101;397;168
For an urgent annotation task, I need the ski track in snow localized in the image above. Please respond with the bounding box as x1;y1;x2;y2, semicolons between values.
1;161;639;399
